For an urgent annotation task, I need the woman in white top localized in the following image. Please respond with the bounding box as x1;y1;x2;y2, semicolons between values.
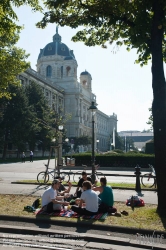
71;180;98;215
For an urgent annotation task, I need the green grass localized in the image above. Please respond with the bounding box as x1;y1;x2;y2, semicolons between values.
15;180;156;189
0;194;165;231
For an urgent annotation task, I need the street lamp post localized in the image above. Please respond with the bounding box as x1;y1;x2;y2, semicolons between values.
96;139;99;153
89;101;97;184
57;125;63;176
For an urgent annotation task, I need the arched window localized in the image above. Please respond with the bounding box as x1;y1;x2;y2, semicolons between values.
66;66;71;76
61;66;63;78
46;65;52;77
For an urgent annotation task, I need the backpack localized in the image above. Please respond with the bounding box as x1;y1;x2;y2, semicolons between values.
32;198;41;209
126;195;145;207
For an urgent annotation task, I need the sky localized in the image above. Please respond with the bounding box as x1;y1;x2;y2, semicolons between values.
14;5;166;132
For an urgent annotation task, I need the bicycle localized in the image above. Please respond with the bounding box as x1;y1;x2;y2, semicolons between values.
141;164;157;188
73;164;103;183
37;163;70;184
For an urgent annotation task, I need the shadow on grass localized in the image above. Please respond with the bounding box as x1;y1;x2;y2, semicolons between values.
157;210;166;231
35;210;104;233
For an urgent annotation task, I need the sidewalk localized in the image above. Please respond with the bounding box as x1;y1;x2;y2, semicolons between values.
0;216;165;250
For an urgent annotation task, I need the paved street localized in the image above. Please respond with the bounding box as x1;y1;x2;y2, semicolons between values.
0;160;158;204
0;159;149;183
0;228;158;250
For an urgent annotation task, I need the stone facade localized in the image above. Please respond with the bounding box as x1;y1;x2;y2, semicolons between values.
19;28;117;152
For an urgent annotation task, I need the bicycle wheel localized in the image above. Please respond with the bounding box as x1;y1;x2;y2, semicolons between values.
73;171;82;183
60;172;70;183
37;171;49;183
141;173;155;188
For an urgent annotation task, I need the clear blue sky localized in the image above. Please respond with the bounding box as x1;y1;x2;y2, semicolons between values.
14;5;166;132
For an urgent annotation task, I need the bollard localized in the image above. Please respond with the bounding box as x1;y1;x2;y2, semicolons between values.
134;165;141;192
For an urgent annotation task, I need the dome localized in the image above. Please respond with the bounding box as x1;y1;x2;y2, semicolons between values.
64;56;74;60
80;70;91;76
38;27;76;60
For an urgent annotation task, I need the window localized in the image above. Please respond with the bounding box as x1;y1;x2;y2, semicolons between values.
66;66;71;76
48;46;52;51
83;80;87;86
61;66;63;78
46;65;52;77
20;79;24;85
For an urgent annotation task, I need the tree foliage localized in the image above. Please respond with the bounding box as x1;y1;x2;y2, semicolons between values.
38;0;166;215
147;107;153;131
0;81;65;157
37;0;166;66
0;0;41;98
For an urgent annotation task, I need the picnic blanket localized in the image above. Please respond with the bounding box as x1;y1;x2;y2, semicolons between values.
35;209;108;220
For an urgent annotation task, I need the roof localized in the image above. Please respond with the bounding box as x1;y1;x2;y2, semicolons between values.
80;70;91;76
38;28;75;60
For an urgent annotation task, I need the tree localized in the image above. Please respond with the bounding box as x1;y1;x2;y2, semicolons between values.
114;131;124;151
25;81;53;152
73;136;91;152
0;0;41;98
147;107;153;131
38;0;166;215
0;84;35;158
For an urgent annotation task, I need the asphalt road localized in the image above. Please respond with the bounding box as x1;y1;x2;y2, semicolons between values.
0;160;158;204
0;159;146;183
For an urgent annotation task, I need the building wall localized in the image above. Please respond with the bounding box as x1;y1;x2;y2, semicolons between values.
118;131;153;151
18;30;118;152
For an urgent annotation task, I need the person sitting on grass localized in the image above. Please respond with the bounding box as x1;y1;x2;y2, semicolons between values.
71;180;98;216
55;176;73;201
41;179;69;213
92;177;117;213
74;171;97;198
55;176;72;195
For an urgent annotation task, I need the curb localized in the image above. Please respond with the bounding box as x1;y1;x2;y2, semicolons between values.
0;215;165;249
0;215;165;236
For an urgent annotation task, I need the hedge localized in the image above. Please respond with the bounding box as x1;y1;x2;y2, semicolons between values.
66;153;155;168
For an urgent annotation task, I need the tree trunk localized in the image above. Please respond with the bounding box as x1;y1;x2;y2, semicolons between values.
2;130;8;159
2;142;7;159
151;0;166;215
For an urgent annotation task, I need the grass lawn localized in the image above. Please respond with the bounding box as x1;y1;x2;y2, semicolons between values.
0;194;165;231
15;180;156;190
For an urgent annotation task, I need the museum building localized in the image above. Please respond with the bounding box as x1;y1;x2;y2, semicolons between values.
19;28;117;152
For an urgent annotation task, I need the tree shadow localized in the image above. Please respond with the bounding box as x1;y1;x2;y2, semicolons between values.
74;216;96;233
156;210;166;231
35;214;52;229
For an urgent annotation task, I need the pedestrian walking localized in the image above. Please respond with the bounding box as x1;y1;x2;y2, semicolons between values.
22;152;26;163
30;151;33;162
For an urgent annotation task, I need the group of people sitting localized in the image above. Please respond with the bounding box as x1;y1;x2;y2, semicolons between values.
41;171;116;216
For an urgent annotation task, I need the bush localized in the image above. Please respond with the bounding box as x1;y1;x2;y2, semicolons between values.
112;149;124;154
68;153;155;168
